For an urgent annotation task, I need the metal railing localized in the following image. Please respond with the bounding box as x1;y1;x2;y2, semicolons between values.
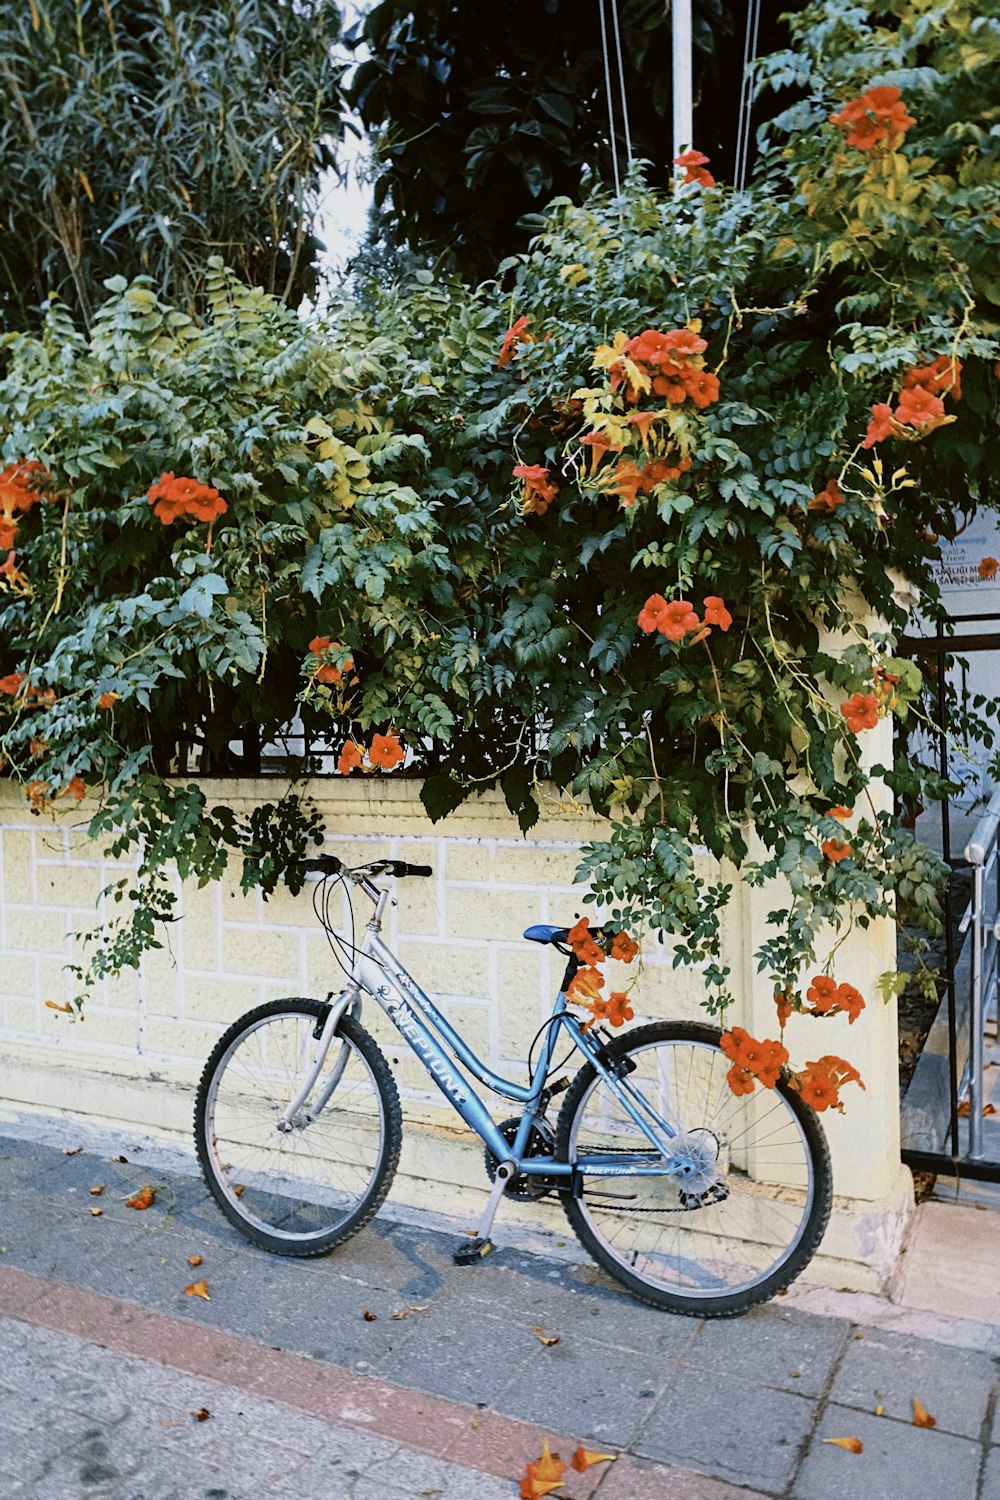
962;790;1000;1162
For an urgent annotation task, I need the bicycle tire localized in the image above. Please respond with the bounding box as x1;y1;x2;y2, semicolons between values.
194;997;402;1257
555;1020;832;1317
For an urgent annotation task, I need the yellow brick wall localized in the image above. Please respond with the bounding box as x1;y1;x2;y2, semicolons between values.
0;773;911;1290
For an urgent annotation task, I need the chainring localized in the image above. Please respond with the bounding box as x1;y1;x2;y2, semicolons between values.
484;1116;560;1200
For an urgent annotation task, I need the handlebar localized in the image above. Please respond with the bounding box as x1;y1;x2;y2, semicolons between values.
298;856;433;880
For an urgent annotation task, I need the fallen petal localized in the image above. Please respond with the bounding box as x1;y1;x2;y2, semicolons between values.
533;1326;560;1347
89;1185;106;1196
190;1408;211;1422
184;1280;210;1301
823;1436;863;1453
362;1308;378;1322
125;1185;155;1211
89;1207;103;1217
571;1445;617;1471
187;1255;203;1268
913;1399;936;1429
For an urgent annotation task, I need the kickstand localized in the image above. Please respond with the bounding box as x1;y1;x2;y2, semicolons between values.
453;1161;514;1265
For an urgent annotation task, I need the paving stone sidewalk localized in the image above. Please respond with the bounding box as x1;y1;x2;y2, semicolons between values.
2;1124;1000;1499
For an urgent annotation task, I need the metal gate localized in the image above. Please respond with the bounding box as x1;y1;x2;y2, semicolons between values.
899;615;1000;1182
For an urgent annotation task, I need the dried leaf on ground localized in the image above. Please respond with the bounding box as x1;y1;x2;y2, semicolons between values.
111;1155;128;1163
187;1254;203;1267
63;1146;83;1157
823;1436;863;1453
913;1399;937;1428
362;1308;378;1321
519;1437;566;1498
184;1279;210;1301
391;1303;429;1320
533;1326;560;1347
89;1185;106;1196
232;1184;245;1197
190;1408;211;1421
571;1446;616;1471
88;1207;103;1217
125;1185;155;1210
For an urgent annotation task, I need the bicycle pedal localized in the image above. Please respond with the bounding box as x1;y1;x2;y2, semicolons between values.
452;1236;494;1265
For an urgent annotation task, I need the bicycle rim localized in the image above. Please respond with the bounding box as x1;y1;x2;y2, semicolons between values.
202;1007;389;1244
561;1027;828;1310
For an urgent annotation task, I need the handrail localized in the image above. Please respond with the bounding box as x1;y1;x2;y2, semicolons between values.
962;790;1000;1159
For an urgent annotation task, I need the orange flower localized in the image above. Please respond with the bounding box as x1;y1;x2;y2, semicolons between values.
822;838;852;863
796;1066;840;1112
97;691;119;709
628;328;707;368
567;965;605;1003
840;692;879;733
369;732;404;771
796;1054;864;1112
498;315;532;369
0;672;24;696
61;775;86;802
609;930;639;963
571;1446;616;1472
513;463;559;516
682;369;720;408
775;986;794;1028
626;411;659;443
828;805;853;821
337;740;363;775
588;991;634;1027
726;1063;756;1096
979;557;999;581
580;430;622;469
809;480;844;514
904;356;961;401
895;385;945;428
673;149;716;187
833;983;865;1024
659;599;701;642
862;402;896;449
567;916;604;966
637;594;670;634
721;1027;788;1092
806;976;839;1014
702;596;732;631
518;1438;566;1499
309;635;332;654
830;85;915;151
148;473;227;526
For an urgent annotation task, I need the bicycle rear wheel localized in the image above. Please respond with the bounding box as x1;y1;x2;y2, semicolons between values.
195;998;401;1256
556;1021;832;1317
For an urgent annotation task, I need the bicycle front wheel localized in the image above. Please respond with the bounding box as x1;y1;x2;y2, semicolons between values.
195;998;401;1256
556;1021;832;1317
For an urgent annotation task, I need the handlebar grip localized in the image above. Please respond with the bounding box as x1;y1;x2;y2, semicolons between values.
389;861;433;877
301;855;344;875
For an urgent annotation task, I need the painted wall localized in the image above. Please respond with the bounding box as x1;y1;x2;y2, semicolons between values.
0;772;911;1291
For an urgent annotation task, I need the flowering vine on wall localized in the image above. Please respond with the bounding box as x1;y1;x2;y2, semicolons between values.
0;0;995;1077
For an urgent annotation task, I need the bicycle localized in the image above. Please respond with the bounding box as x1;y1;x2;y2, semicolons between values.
194;854;833;1317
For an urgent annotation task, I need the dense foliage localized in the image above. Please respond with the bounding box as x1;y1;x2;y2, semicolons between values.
0;0;345;331
1;1;998;1062
347;0;785;278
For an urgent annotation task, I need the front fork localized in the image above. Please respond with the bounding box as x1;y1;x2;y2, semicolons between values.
276;987;361;1132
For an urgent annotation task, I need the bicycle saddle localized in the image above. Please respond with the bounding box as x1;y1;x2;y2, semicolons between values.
522;925;570;945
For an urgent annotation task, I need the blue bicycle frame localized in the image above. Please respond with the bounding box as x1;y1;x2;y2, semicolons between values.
336;887;684;1186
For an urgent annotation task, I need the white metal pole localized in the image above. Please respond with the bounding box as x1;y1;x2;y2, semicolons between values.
672;0;694;162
